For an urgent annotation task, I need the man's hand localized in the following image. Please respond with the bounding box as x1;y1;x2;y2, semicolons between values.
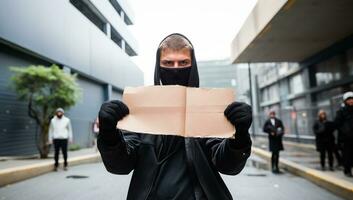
98;100;129;133
224;102;252;133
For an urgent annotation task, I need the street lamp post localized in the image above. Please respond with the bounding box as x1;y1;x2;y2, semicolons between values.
248;62;256;138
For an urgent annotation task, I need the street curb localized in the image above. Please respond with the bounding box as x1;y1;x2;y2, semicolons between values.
255;137;316;150
282;140;315;150
252;147;353;200
0;153;101;187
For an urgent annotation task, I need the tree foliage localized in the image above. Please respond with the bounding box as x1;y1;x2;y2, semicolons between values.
10;65;81;158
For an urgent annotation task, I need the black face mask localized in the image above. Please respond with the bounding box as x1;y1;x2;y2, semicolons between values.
159;67;191;86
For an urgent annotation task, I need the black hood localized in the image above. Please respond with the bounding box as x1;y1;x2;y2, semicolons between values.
154;33;199;87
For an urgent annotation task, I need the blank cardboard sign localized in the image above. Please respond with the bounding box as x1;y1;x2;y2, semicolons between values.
117;85;235;138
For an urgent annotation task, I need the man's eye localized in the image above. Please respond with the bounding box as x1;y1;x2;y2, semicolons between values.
180;60;190;66
162;61;173;66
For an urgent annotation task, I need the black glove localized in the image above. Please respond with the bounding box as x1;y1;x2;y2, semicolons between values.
224;102;252;132
224;102;252;148
98;100;129;144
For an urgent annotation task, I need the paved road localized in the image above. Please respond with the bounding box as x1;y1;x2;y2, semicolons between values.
0;162;343;200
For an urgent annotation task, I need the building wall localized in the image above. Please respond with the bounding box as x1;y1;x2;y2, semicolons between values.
112;89;123;100
253;62;316;140
252;35;353;142
198;60;250;104
65;76;105;148
0;45;109;155
0;46;50;155
0;0;142;90
0;0;143;155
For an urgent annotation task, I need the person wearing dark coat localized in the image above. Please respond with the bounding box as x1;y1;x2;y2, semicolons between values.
334;91;353;177
333;130;343;167
97;33;253;199
263;111;284;173
313;110;335;171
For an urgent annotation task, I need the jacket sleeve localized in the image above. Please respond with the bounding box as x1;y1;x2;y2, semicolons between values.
48;120;54;142
204;130;252;175
313;121;326;136
97;129;140;175
263;121;271;134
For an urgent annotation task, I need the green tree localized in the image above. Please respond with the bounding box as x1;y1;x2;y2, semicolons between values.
10;65;81;158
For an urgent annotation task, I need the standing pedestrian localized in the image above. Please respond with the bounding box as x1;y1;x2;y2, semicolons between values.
263;111;284;174
92;117;99;152
334;91;353;177
313;110;335;171
48;108;73;171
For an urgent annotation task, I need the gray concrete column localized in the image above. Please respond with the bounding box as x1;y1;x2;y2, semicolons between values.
105;84;112;101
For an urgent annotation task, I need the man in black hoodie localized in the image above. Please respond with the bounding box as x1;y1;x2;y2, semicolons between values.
98;33;252;199
335;91;353;177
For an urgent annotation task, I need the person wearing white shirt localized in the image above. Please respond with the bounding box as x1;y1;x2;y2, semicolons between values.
48;108;73;171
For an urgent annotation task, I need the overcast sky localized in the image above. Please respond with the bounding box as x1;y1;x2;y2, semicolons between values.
128;0;257;85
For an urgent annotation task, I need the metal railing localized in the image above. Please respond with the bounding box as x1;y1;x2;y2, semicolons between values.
253;95;344;142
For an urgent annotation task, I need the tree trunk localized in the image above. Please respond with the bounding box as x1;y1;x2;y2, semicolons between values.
39;122;50;158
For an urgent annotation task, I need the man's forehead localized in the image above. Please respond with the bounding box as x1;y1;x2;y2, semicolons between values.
160;48;191;59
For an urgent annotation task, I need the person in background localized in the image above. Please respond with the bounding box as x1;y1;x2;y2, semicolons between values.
48;108;73;171
313;110;335;171
335;91;353;177
92;117;99;152
263;111;284;174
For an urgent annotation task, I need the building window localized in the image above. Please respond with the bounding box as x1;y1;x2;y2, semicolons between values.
109;0;133;25
313;54;347;86
256;63;277;87
109;0;122;16
314;87;343;119
70;0;106;33
277;62;300;77
125;42;137;56
277;63;289;77
289;73;304;95
261;84;279;102
269;84;279;102
111;27;122;48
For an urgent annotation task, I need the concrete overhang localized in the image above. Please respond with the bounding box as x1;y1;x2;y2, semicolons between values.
231;0;353;63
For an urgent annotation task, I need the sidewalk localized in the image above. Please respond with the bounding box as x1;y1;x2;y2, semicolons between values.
251;137;353;200
0;148;101;187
